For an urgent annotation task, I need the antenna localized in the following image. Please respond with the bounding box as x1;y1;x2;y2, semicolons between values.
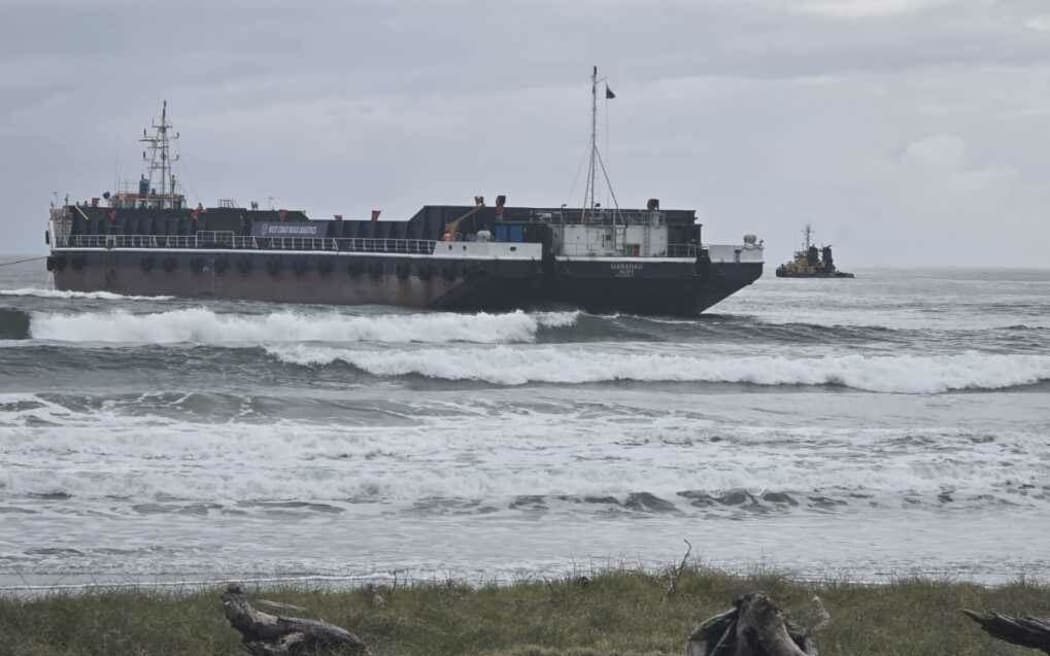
140;100;181;208
583;66;598;221
581;66;621;229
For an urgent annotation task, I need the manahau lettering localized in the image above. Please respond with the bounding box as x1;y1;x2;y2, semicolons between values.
610;262;643;278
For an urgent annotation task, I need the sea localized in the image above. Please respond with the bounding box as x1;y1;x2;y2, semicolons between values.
1;259;1049;592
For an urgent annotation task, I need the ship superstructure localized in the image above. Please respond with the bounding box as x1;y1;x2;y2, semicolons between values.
46;71;764;315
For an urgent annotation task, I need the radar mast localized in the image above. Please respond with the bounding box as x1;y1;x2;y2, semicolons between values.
140;100;182;209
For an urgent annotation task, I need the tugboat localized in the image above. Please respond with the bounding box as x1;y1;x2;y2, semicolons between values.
45;69;765;315
775;225;854;278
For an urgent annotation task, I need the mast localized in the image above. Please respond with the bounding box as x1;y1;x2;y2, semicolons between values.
581;66;620;228
141;100;180;209
803;224;813;250
583;66;598;222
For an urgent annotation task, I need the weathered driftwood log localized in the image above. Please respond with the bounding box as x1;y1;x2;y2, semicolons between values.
685;592;820;656
963;609;1050;654
664;539;693;599
221;583;370;656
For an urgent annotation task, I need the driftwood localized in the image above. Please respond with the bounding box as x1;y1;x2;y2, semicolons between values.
664;539;693;599
686;592;820;656
963;609;1050;654
221;583;370;655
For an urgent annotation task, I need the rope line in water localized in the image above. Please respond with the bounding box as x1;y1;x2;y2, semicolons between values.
0;255;47;267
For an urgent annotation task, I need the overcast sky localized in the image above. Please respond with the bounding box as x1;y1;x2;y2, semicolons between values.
2;0;1049;266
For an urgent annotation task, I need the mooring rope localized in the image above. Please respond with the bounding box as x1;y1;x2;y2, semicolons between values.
0;256;47;268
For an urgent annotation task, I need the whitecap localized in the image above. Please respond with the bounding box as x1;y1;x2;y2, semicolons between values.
0;288;173;301
28;308;579;345
265;344;1050;394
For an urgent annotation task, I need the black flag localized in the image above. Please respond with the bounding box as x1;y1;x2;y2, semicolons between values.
605;84;616;99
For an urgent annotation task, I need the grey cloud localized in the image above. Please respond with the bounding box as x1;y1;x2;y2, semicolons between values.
2;0;1050;266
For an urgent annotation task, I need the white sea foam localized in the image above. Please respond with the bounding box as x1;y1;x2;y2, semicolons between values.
266;345;1050;393
1;391;1045;507
4;386;1049;585
28;308;578;344
0;288;173;301
6;270;1049;585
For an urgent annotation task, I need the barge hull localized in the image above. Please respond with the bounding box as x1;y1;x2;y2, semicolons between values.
48;250;761;316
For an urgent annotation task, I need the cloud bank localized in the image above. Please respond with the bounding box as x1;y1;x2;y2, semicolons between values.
2;0;1049;266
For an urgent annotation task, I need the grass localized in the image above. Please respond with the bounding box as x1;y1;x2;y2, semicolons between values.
1;567;1048;655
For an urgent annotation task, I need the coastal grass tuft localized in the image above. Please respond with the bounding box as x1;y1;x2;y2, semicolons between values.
1;567;1048;655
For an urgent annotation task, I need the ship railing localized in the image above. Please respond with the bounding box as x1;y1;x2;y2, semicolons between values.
56;233;441;255
195;230;237;247
558;242;701;258
665;243;700;258
258;237;437;254
56;233;701;259
526;209;667;226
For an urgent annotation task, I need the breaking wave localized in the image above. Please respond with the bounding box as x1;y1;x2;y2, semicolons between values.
0;288;173;301
3;389;1045;514
28;308;579;345
265;345;1050;393
3;392;1046;516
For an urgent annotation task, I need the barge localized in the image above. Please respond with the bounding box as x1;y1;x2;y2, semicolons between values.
46;72;764;315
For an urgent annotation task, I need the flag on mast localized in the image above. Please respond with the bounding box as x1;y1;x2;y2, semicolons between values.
605;84;616;99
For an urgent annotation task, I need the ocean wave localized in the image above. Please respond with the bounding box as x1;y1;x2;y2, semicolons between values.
2;391;1046;518
611;314;909;346
0;288;173;301
28;308;578;345
265;345;1050;393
